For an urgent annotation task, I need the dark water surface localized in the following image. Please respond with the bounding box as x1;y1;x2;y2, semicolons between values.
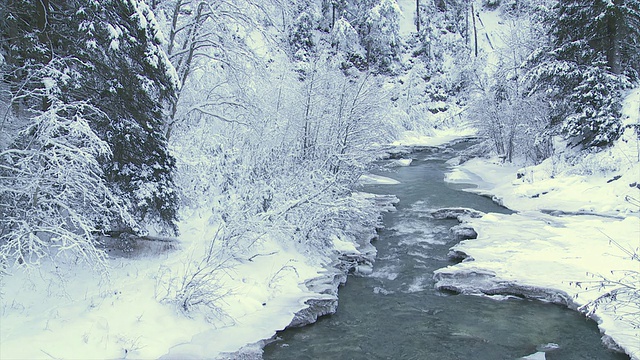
263;140;628;360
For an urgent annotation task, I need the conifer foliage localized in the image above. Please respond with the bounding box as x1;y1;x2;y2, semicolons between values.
0;0;179;269
75;0;180;235
529;0;640;148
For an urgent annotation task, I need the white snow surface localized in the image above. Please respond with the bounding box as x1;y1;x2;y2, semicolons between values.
0;210;333;359
439;89;640;359
395;158;413;166
393;125;477;147
358;173;402;185
396;0;417;36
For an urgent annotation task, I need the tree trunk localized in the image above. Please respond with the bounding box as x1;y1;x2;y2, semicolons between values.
36;0;51;111
302;70;316;159
607;0;622;74
471;3;478;57
332;2;336;29
416;0;420;33
36;0;48;32
465;2;469;46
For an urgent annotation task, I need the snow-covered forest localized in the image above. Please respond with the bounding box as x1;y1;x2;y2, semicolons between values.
1;0;639;359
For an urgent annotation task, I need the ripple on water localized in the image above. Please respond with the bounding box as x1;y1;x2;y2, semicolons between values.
369;265;399;281
404;275;431;293
407;250;448;262
391;220;449;246
373;286;394;295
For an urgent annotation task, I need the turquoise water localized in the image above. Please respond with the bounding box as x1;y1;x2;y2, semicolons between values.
263;141;629;360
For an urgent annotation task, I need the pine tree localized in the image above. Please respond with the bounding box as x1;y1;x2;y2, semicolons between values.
74;0;180;234
1;0;180;242
360;0;401;73
527;0;640;148
554;0;639;76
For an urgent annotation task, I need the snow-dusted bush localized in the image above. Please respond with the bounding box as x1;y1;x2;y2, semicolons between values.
575;235;640;330
470;86;552;163
0;98;132;271
467;12;556;164
155;228;233;323
172;57;390;251
151;0;394;323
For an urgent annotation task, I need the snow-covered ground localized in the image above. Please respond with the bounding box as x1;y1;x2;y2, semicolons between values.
393;125;478;147
0;211;332;359
396;0;417;36
437;88;640;359
0;184;397;359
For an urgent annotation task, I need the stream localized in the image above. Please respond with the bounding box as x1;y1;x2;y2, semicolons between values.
262;140;628;360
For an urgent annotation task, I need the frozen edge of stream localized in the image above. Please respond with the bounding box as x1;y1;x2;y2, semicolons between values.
433;207;639;360
219;194;400;359
433;255;628;356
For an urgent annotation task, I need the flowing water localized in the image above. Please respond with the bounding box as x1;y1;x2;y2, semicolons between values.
263;140;629;360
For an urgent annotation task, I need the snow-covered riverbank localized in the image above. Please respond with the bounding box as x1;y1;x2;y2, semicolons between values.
0;191;395;360
435;89;640;359
0;212;320;359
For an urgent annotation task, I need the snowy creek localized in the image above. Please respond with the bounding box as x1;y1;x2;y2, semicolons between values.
263;140;628;360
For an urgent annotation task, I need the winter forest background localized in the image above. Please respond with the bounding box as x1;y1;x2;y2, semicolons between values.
0;0;639;358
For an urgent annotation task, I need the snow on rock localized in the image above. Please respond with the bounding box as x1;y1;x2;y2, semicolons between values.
393;126;477;147
449;223;477;240
520;352;546;360
331;234;360;254
358;173;401;185
429;207;485;220
393;158;413;167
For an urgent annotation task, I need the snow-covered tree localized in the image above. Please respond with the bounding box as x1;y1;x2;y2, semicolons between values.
148;0;274;140
0;59;133;270
526;0;640;148
291;0;403;73
361;0;402;73
552;0;639;77
0;0;180;270
73;0;180;234
387;0;469;132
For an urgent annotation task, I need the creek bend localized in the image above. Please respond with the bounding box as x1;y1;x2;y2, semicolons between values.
263;140;628;360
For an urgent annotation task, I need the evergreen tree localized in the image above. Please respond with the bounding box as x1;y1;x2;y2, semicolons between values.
290;6;318;65
361;0;401;73
554;0;639;76
74;0;180;234
1;0;179;239
528;0;640;148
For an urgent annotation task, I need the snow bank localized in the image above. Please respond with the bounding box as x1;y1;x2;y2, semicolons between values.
393;125;477;147
438;88;640;359
0;187;395;360
435;212;639;358
447;88;640;217
358;173;401;185
1;256;212;360
0;211;327;360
